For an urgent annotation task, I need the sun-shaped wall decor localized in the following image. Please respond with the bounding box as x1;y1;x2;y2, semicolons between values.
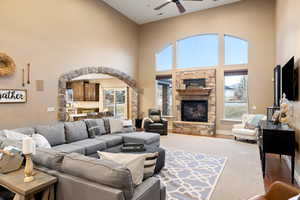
0;52;16;76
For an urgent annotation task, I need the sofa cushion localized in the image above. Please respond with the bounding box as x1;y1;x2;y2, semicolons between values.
11;127;35;136
95;135;123;148
70;139;106;155
64;121;89;143
53;144;85;154
119;132;160;145
61;153;134;200
32;147;65;170
84;119;106;137
35;123;66;146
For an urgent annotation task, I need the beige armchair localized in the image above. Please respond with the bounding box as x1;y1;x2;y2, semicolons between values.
232;114;266;141
248;181;300;200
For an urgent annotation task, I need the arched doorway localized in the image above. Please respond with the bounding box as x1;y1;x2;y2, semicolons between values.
58;66;138;121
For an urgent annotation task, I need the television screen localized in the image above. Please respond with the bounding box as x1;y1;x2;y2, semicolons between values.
282;57;295;100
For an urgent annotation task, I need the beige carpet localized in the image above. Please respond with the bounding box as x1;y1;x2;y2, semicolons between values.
160;134;265;200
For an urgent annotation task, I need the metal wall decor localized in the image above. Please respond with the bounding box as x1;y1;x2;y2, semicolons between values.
0;53;16;76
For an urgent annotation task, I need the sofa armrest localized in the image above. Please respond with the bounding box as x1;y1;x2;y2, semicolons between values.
143;119;153;130
36;166;125;200
132;177;161;200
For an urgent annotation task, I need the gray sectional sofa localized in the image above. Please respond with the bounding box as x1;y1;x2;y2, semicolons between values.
0;119;166;200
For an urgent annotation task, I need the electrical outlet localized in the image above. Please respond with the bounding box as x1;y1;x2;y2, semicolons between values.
47;107;55;112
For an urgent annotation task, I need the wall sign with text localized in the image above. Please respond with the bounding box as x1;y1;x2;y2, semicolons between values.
0;89;27;103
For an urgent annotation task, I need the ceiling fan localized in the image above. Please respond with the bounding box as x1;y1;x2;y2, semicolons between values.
154;0;204;14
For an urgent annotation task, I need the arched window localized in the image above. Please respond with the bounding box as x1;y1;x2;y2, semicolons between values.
224;35;248;65
177;34;219;68
155;44;173;71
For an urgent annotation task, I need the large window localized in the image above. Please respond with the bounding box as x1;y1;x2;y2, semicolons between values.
156;76;173;115
177;34;219;68
225;35;248;65
224;71;248;120
156;45;173;71
103;88;127;119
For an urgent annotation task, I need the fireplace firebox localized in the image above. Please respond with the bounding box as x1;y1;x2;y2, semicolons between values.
181;100;208;122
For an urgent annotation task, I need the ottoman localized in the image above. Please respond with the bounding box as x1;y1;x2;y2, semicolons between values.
105;145;165;174
118;132;160;147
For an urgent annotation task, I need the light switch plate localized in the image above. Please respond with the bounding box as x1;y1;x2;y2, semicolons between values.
47;107;55;112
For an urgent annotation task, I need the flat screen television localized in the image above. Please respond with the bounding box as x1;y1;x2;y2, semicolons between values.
282;56;298;101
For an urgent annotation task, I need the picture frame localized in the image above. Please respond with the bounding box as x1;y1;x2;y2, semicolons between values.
0;89;27;104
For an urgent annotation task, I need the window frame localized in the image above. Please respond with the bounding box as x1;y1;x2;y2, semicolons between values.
176;33;219;69
155;75;173;116
103;87;128;119
224;34;249;66
223;70;249;121
155;44;173;72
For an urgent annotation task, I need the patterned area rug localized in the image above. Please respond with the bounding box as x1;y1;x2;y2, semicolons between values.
157;149;227;200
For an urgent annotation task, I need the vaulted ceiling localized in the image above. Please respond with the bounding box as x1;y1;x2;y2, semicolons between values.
102;0;242;24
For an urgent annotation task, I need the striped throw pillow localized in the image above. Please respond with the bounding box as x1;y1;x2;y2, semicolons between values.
143;152;159;179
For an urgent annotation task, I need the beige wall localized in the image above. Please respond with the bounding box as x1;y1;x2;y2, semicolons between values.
276;0;300;177
0;0;139;129
138;0;276;131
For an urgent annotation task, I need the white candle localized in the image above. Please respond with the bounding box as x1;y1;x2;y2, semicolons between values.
22;138;34;154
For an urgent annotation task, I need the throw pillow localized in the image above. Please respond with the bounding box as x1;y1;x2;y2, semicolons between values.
143;152;159;179
84;119;106;137
150;115;161;123
97;151;145;186
109;119;124;134
102;118;111;134
3;130;29;141
245;115;265;130
32;134;51;148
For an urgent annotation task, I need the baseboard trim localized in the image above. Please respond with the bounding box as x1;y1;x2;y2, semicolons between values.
283;155;300;185
216;129;232;135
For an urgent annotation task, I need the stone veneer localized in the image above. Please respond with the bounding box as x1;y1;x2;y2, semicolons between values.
58;66;139;121
173;69;216;135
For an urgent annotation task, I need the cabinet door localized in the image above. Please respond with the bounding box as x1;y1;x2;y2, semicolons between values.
84;83;90;101
89;83;96;101
72;82;84;101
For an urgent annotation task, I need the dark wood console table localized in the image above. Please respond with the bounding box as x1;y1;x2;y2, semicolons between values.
258;121;296;183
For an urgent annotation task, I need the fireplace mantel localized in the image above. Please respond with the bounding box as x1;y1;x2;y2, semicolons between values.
176;88;212;96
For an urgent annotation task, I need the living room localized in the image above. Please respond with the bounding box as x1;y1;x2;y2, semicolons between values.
0;0;299;200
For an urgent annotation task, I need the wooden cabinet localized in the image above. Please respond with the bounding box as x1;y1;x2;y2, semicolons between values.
67;81;99;101
84;82;99;101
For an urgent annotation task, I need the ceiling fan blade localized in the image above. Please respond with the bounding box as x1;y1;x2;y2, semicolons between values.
154;1;172;10
175;1;186;13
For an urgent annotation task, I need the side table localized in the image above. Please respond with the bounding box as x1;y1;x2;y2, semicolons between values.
0;168;57;200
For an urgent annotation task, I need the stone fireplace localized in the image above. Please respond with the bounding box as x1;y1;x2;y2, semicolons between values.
173;69;216;135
